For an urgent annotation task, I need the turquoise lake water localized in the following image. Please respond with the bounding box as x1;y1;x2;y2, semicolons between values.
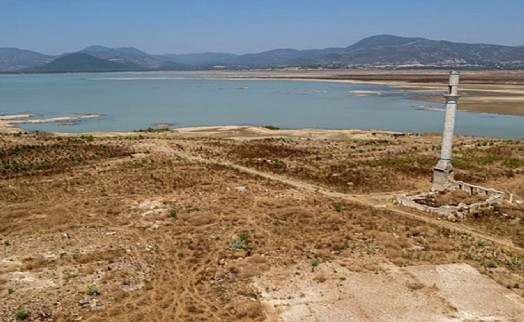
0;72;522;138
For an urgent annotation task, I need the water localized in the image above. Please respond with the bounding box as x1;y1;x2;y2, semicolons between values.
0;72;522;138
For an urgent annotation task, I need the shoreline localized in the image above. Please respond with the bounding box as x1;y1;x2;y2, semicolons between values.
1;122;519;141
0;114;520;140
0;113;103;134
198;74;524;117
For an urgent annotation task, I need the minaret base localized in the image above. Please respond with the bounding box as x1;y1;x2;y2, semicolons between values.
432;167;454;191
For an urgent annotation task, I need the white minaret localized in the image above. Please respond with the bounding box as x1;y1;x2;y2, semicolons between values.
432;71;460;191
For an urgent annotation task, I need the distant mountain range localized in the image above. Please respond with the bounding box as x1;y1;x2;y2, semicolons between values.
1;35;524;73
0;48;54;71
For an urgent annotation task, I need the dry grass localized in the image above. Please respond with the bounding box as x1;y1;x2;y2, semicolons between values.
0;131;523;321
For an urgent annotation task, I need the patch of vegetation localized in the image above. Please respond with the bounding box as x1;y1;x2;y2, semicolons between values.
0;160;27;174
363;155;434;176
310;257;320;272
505;255;522;269
485;259;498;269
80;134;94;142
135;127;171;133
169;208;178;220
230;140;313;159
8;287;14;294
454;145;524;171
272;159;286;169
333;202;344;212
229;231;251;251
83;283;101;296
504;158;524;169
0;139;130;176
263;125;280;130
14;309;30;320
476;240;486;247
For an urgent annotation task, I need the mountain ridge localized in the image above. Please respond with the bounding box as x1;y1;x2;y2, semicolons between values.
0;48;55;71
2;35;524;72
19;52;136;73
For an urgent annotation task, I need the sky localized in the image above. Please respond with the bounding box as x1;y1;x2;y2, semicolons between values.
1;0;523;55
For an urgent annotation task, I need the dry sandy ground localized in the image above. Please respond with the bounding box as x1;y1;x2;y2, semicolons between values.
1;126;524;321
257;262;524;322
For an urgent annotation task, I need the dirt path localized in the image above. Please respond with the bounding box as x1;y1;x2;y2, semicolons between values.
155;142;524;256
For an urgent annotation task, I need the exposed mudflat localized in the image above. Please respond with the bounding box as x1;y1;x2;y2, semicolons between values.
208;69;524;116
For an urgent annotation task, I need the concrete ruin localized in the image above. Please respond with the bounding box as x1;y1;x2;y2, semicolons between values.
397;71;504;219
397;181;504;220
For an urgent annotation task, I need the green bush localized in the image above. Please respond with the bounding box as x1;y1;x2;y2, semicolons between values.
169;208;178;219
273;159;285;169
14;309;29;320
135;127;170;133
333;202;344;212
229;231;251;251
80;134;94;142
485;259;497;269
310;257;320;272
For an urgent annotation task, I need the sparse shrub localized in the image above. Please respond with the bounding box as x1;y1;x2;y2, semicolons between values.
333;202;343;212
83;284;101;296
485;259;497;269
504;158;524;169
4;240;10;246
229;231;251;251
135;127;170;133
80;134;94;142
310;257;320;272
273;159;285;169
14;309;29;320
122;278;130;286
169;208;178;220
464;252;476;261
8;287;14;294
263;125;280;130
476;240;486;247
505;256;522;269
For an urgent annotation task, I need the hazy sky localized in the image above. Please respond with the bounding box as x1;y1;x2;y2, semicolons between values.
1;0;523;54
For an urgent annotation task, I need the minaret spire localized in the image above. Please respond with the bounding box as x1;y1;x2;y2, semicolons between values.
432;71;460;191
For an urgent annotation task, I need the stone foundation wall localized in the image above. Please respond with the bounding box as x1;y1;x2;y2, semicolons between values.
452;181;503;199
397;181;504;220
